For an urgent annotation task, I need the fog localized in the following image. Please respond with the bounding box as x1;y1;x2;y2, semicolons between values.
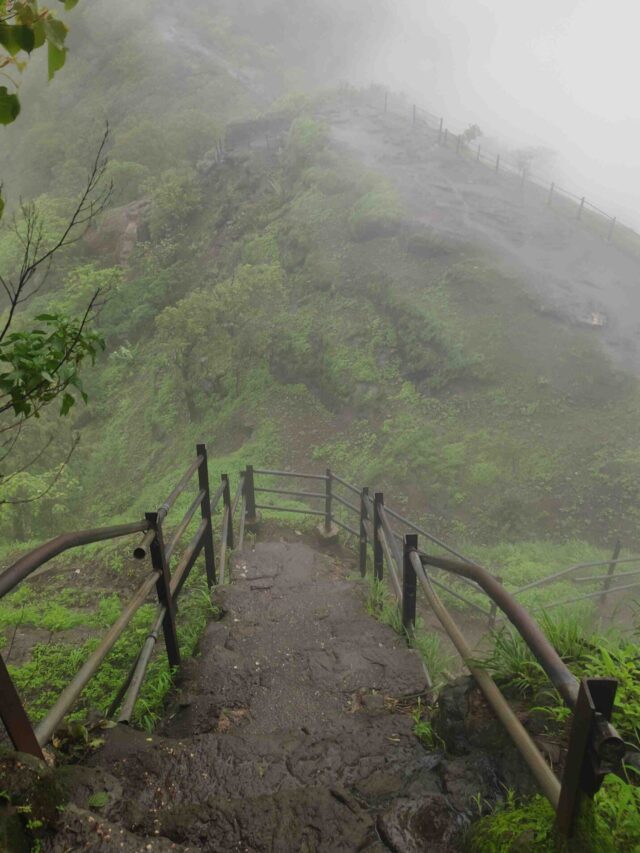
356;0;640;228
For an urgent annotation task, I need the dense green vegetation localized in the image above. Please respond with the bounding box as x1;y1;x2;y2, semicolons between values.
0;0;639;847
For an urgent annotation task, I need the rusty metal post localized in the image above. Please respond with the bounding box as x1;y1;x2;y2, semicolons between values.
359;487;369;576
402;534;418;633
577;196;585;220
146;512;180;669
373;492;384;581
0;654;43;759
222;474;234;550
324;469;333;534
548;181;555;206
244;465;258;524
556;678;620;837
196;443;216;587
600;539;621;607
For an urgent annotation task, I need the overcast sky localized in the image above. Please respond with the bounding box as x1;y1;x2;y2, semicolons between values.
363;0;639;225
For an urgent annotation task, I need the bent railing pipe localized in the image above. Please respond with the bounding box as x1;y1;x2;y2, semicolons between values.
0;520;149;599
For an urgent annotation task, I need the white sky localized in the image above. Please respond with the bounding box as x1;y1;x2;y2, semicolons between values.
366;0;640;225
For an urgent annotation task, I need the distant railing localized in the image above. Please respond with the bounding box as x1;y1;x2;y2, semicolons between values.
359;85;638;250
242;464;628;838
0;444;244;755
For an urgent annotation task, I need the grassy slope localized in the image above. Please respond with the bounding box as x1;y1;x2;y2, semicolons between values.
0;2;639;846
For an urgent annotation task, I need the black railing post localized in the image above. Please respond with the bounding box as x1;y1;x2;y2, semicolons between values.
373;492;384;581
222;473;234;550
324;469;333;534
556;677;619;838
601;539;621;607
0;654;43;759
244;464;257;524
359;487;369;576
402;534;418;634
196;443;216;587
146;511;180;669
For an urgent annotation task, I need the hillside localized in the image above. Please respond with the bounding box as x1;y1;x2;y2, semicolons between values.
1;1;640;850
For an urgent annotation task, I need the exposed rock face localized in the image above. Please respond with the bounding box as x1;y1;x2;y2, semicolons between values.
85;198;150;265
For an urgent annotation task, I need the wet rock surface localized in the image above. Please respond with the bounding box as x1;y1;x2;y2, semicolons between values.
34;540;526;851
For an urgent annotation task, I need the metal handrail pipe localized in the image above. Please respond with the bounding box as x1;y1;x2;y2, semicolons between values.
383;505;484;569
329;473;361;496
0;520;149;598
118;607;166;724
378;526;402;601
238;494;247;551
254;487;326;499
219;507;230;585
254;504;326;517
253;468;328;481
34;569;161;745
421;552;580;708
378;505;404;577
573;568;640;583
527;580;640;613
170;520;208;598
409;551;561;808
332;493;360;514
209;479;226;511
333;518;359;538
231;475;245;517
157;455;204;525
165;490;206;563
512;556;640;596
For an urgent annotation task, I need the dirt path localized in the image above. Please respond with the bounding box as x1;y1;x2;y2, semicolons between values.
329;107;640;376
49;538;488;851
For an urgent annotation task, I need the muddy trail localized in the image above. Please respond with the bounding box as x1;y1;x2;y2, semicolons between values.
29;535;536;852
329;105;640;377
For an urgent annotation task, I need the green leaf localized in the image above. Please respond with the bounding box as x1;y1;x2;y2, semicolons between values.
62;0;80;9
60;392;75;416
13;24;35;54
0;86;20;125
43;17;68;51
47;41;66;80
0;23;21;56
32;21;46;50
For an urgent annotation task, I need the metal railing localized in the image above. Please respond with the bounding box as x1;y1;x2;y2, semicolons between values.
360;85;638;249
0;444;244;756
241;465;627;838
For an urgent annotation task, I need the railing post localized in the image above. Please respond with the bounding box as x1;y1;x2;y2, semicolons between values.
359;487;369;576
146;512;180;669
244;464;258;524
222;473;234;550
0;654;43;759
488;576;502;628
577;196;585;220
196;443;216;587
402;534;418;634
547;181;555;206
324;468;332;534
600;539;621;607
556;677;619;838
373;492;384;581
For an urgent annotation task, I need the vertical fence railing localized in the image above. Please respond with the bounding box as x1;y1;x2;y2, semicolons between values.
359;486;369;576
197;443;217;587
373;492;384;581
